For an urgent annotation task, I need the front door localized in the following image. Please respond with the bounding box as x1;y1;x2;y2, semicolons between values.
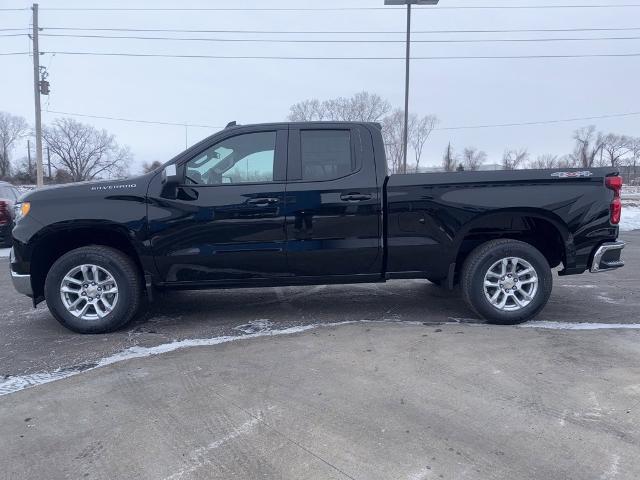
148;127;289;284
284;124;382;277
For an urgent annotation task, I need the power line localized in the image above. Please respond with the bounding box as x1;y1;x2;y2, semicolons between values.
435;111;640;131
36;4;640;11
43;109;640;132
43;109;222;129
39;26;640;35
38;32;640;44
0;33;28;37
0;51;30;55
39;50;640;60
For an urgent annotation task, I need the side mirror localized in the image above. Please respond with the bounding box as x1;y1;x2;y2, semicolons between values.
162;164;180;186
161;163;183;199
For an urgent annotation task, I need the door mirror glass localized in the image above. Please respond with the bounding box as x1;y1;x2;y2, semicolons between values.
162;164;179;186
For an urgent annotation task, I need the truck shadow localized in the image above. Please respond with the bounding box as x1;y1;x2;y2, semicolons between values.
137;280;485;330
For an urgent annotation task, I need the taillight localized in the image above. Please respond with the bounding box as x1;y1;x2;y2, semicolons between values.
0;200;8;225
605;176;623;225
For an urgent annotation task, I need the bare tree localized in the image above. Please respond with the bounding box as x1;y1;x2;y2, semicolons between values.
381;109;405;174
462;147;487;171
556;155;575;168
625;137;640;183
409;114;438;173
528;154;558;169
142;160;163;173
43;118;131;182
0;112;29;178
11;156;37;184
571;126;605;168
288;91;391;122
442;142;457;172
601;133;632;167
288;93;439;174
502;148;529;170
287;99;327;122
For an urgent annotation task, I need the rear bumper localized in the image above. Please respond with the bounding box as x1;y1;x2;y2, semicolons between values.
9;248;33;297
590;241;625;273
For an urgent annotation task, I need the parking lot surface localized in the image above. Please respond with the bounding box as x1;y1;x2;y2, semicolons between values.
1;232;639;479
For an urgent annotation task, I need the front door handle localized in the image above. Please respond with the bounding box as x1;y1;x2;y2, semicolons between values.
247;197;279;207
340;193;372;202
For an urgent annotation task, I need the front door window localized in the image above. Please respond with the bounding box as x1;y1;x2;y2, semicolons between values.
185;131;276;185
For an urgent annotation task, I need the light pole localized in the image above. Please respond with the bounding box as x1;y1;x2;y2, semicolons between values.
384;0;439;174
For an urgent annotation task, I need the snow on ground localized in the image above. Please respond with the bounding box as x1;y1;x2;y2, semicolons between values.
2;318;639;397
620;206;640;232
0;321;351;397
521;322;640;330
0;248;10;258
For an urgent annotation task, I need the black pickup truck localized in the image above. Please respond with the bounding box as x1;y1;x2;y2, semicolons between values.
9;121;625;333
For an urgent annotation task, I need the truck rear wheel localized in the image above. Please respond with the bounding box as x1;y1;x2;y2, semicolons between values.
44;246;142;334
461;239;552;325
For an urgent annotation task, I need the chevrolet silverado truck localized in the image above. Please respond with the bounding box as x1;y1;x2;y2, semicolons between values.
9;122;625;333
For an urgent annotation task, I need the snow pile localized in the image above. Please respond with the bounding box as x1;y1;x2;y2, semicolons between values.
521;322;640;330
0;248;10;258
620;206;640;232
15;185;36;194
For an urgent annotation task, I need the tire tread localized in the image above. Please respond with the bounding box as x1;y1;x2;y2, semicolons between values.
461;239;552;324
45;245;142;333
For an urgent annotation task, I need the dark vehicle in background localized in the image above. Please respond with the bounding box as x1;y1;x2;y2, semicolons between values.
0;181;20;247
9;122;625;333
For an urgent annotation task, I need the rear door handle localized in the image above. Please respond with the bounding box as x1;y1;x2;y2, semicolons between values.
247;197;279;207
340;193;372;202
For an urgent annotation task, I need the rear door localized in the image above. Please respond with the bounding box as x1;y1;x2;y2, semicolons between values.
284;124;382;277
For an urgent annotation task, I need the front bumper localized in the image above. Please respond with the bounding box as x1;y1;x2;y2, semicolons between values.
590;241;625;273
9;248;33;296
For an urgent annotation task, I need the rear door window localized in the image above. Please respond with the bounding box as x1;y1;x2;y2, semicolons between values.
300;130;353;182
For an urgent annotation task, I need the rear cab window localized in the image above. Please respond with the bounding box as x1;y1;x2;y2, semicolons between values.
288;128;359;182
300;130;354;182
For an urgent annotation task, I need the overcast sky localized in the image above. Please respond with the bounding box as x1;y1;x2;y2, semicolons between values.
1;0;639;173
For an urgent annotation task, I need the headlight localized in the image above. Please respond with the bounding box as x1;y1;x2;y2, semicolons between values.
14;202;30;222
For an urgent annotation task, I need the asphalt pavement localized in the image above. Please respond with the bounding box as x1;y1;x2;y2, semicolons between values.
0;232;639;479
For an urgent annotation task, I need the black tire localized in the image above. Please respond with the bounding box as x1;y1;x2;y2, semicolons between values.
461;239;552;325
45;246;142;333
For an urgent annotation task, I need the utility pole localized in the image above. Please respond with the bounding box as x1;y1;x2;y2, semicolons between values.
402;3;411;174
47;146;51;178
31;3;44;188
384;0;439;174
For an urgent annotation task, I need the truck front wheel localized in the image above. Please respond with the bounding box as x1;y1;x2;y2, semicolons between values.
44;246;142;334
460;239;552;325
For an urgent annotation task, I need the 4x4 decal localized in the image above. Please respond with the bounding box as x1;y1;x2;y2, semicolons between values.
551;171;593;178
